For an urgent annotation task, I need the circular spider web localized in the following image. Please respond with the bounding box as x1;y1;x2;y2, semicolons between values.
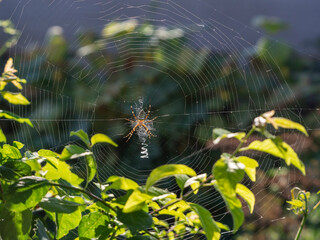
2;0;319;239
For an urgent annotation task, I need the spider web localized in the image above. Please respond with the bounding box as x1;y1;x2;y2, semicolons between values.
1;0;319;239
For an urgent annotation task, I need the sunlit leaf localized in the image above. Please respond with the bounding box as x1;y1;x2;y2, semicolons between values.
105;176;139;191
91;133;118;147
184;173;207;194
85;154;97;185
236;156;259;182
213;158;244;231
216;222;230;231
175;174;189;191
1;144;22;159
241;138;305;175
1;91;30;105
56;208;81;239
13;141;24;149
123;190;152;213
38;149;59;167
273;117;308;136
78;212;110;239
43;160;83;186
0;128;6;142
190;203;221;240
236;184;255;213
70;129;90;147
146;164;196;191
0;110;33;127
4;176;50;212
0;207;32;240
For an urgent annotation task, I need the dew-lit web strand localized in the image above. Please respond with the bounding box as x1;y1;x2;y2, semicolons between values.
4;0;317;237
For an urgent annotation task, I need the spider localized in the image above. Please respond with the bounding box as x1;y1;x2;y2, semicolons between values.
124;105;157;142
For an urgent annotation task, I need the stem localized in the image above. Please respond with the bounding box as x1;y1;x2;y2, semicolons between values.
231;127;256;157
294;213;307;240
294;191;309;240
50;182;115;211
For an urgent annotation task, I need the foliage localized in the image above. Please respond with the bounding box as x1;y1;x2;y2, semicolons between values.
287;187;320;240
0;59;310;239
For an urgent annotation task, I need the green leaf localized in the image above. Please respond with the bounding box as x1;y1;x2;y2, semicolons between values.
0;128;6;142
78;211;110;239
13;141;24;149
0;110;33;127
273;117;308;136
117;210;153;234
85;154;97;185
175;174;189;191
0;207;32;240
146;164;196;191
60;144;88;161
190;203;220;240
184;173;207;194
106;176;139;191
34;219;50;240
236;184;255;213
4;176;50;212
1;91;30;105
236;156;259;182
213;157;244;231
241;138;305;175
56;208;81;239
212;128;245;144
123;190;152;213
42;159;83;186
0;161;31;180
39;197;81;213
91;133;118;147
216;222;230;231
70;130;90;147
38;149;59;167
1;144;22;159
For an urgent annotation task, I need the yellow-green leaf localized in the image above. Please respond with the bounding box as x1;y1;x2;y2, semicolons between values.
91;133;118;147
236;156;259;182
273;117;308;136
70;130;90;147
123;190;152;213
236;184;255;213
0;110;33;127
1;91;30;105
190;203;221;240
146;164;196;191
0;128;6;143
105;176;139;191
241;139;305;175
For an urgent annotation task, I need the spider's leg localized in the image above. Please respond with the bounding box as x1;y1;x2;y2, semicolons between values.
131;106;138;120
124;124;138;142
144;105;151;120
145;117;157;123
142;124;156;138
125;118;135;123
